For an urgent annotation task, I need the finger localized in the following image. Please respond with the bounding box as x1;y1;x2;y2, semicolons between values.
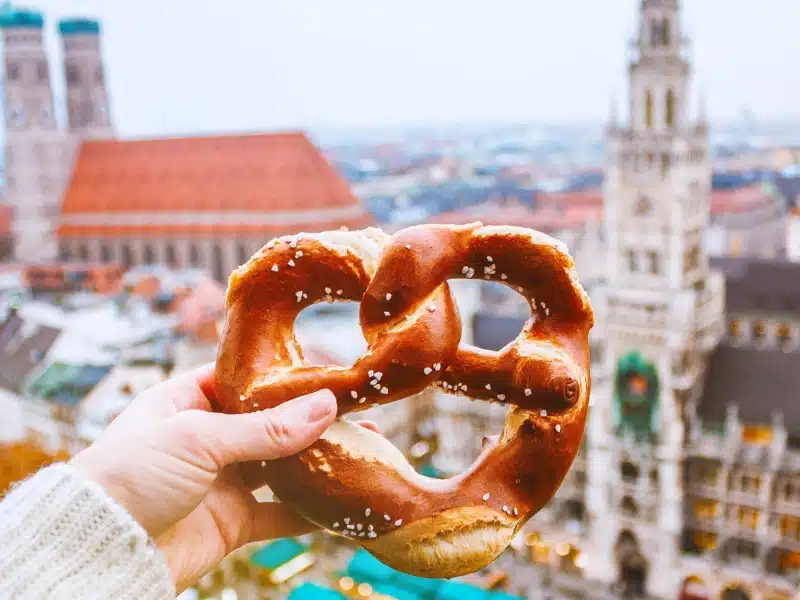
248;501;321;544
353;420;381;434
141;362;218;413
175;389;338;469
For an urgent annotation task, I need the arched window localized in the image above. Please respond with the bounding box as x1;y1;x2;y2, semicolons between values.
143;244;156;265
645;89;654;128
212;244;224;282
649;20;660;48
121;245;133;270
189;244;200;267
620;496;639;518
661;18;671;47
621;461;640;483
665;88;676;128
165;243;177;268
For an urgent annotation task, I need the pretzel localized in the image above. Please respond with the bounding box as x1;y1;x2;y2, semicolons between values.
214;222;594;579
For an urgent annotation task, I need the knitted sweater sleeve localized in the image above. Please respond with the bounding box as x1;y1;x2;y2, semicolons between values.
0;463;176;600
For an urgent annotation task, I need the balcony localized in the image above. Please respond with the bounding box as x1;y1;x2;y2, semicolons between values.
686;432;727;459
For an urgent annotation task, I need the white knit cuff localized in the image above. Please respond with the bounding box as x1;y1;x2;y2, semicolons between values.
0;463;176;600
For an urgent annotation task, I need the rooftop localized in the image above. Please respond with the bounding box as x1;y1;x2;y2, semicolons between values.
58;131;373;238
710;256;800;313
710;185;776;216
0;3;43;29
699;344;800;435
58;17;100;36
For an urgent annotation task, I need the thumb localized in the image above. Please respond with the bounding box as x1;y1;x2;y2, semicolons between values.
183;389;338;468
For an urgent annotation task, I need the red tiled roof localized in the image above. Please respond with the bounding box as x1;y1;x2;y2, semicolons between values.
536;190;603;209
428;202;601;233
57;131;373;237
710;186;773;216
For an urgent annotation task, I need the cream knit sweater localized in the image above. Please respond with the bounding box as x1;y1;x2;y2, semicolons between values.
0;463;176;599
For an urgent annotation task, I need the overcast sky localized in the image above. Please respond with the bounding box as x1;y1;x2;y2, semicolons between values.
13;0;800;138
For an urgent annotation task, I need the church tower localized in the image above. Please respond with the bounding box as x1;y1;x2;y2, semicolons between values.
58;17;114;140
0;4;67;262
584;1;725;597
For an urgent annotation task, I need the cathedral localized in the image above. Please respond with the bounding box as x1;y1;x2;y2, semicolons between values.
0;4;372;275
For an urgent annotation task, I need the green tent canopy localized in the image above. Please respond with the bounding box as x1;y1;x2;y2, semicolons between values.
250;538;308;571
287;582;347;600
436;581;489;600
371;582;424;600
345;549;396;582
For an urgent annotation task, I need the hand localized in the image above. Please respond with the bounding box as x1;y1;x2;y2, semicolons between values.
69;363;379;594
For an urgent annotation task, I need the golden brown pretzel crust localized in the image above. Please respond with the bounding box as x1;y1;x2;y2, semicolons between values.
214;222;594;579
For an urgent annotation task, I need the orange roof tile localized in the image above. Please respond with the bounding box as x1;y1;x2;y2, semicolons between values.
536;190;603;209
710;186;773;216
57;131;373;237
428;202;601;233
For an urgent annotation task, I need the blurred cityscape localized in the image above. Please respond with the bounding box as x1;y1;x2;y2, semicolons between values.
0;1;799;600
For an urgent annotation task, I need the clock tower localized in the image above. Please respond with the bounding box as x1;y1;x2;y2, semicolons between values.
584;1;725;597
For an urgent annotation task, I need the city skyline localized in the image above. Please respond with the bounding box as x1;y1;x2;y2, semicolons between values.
0;0;797;140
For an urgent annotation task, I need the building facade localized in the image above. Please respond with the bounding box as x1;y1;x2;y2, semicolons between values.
0;7;112;263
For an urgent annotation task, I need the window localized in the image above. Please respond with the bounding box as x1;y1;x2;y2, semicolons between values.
7;62;20;81
752;321;766;343
39;106;52;125
165;243;177;267
661;152;671;176
647;251;660;274
77;244;89;262
8;105;24;126
740;473;761;494
212;244;224;281
777;323;792;351
694;499;718;520
143;244;156;265
735;506;759;530
665;89;675;128
100;244;112;262
645;89;654;128
729;319;741;337
65;65;80;86
626;250;637;273
650;20;660;48
778;515;800;540
634;195;652;216
661;18;671;46
36;61;48;83
189;244;200;267
237;242;248;266
621;461;640;483
121;245;133;270
620;496;638;518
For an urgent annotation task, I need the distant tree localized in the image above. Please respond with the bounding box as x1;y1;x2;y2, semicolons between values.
0;439;70;498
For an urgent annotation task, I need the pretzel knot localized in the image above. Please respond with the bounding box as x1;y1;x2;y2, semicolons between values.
214;222;594;579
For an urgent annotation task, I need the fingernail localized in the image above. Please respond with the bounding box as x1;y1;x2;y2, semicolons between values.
290;389;337;422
